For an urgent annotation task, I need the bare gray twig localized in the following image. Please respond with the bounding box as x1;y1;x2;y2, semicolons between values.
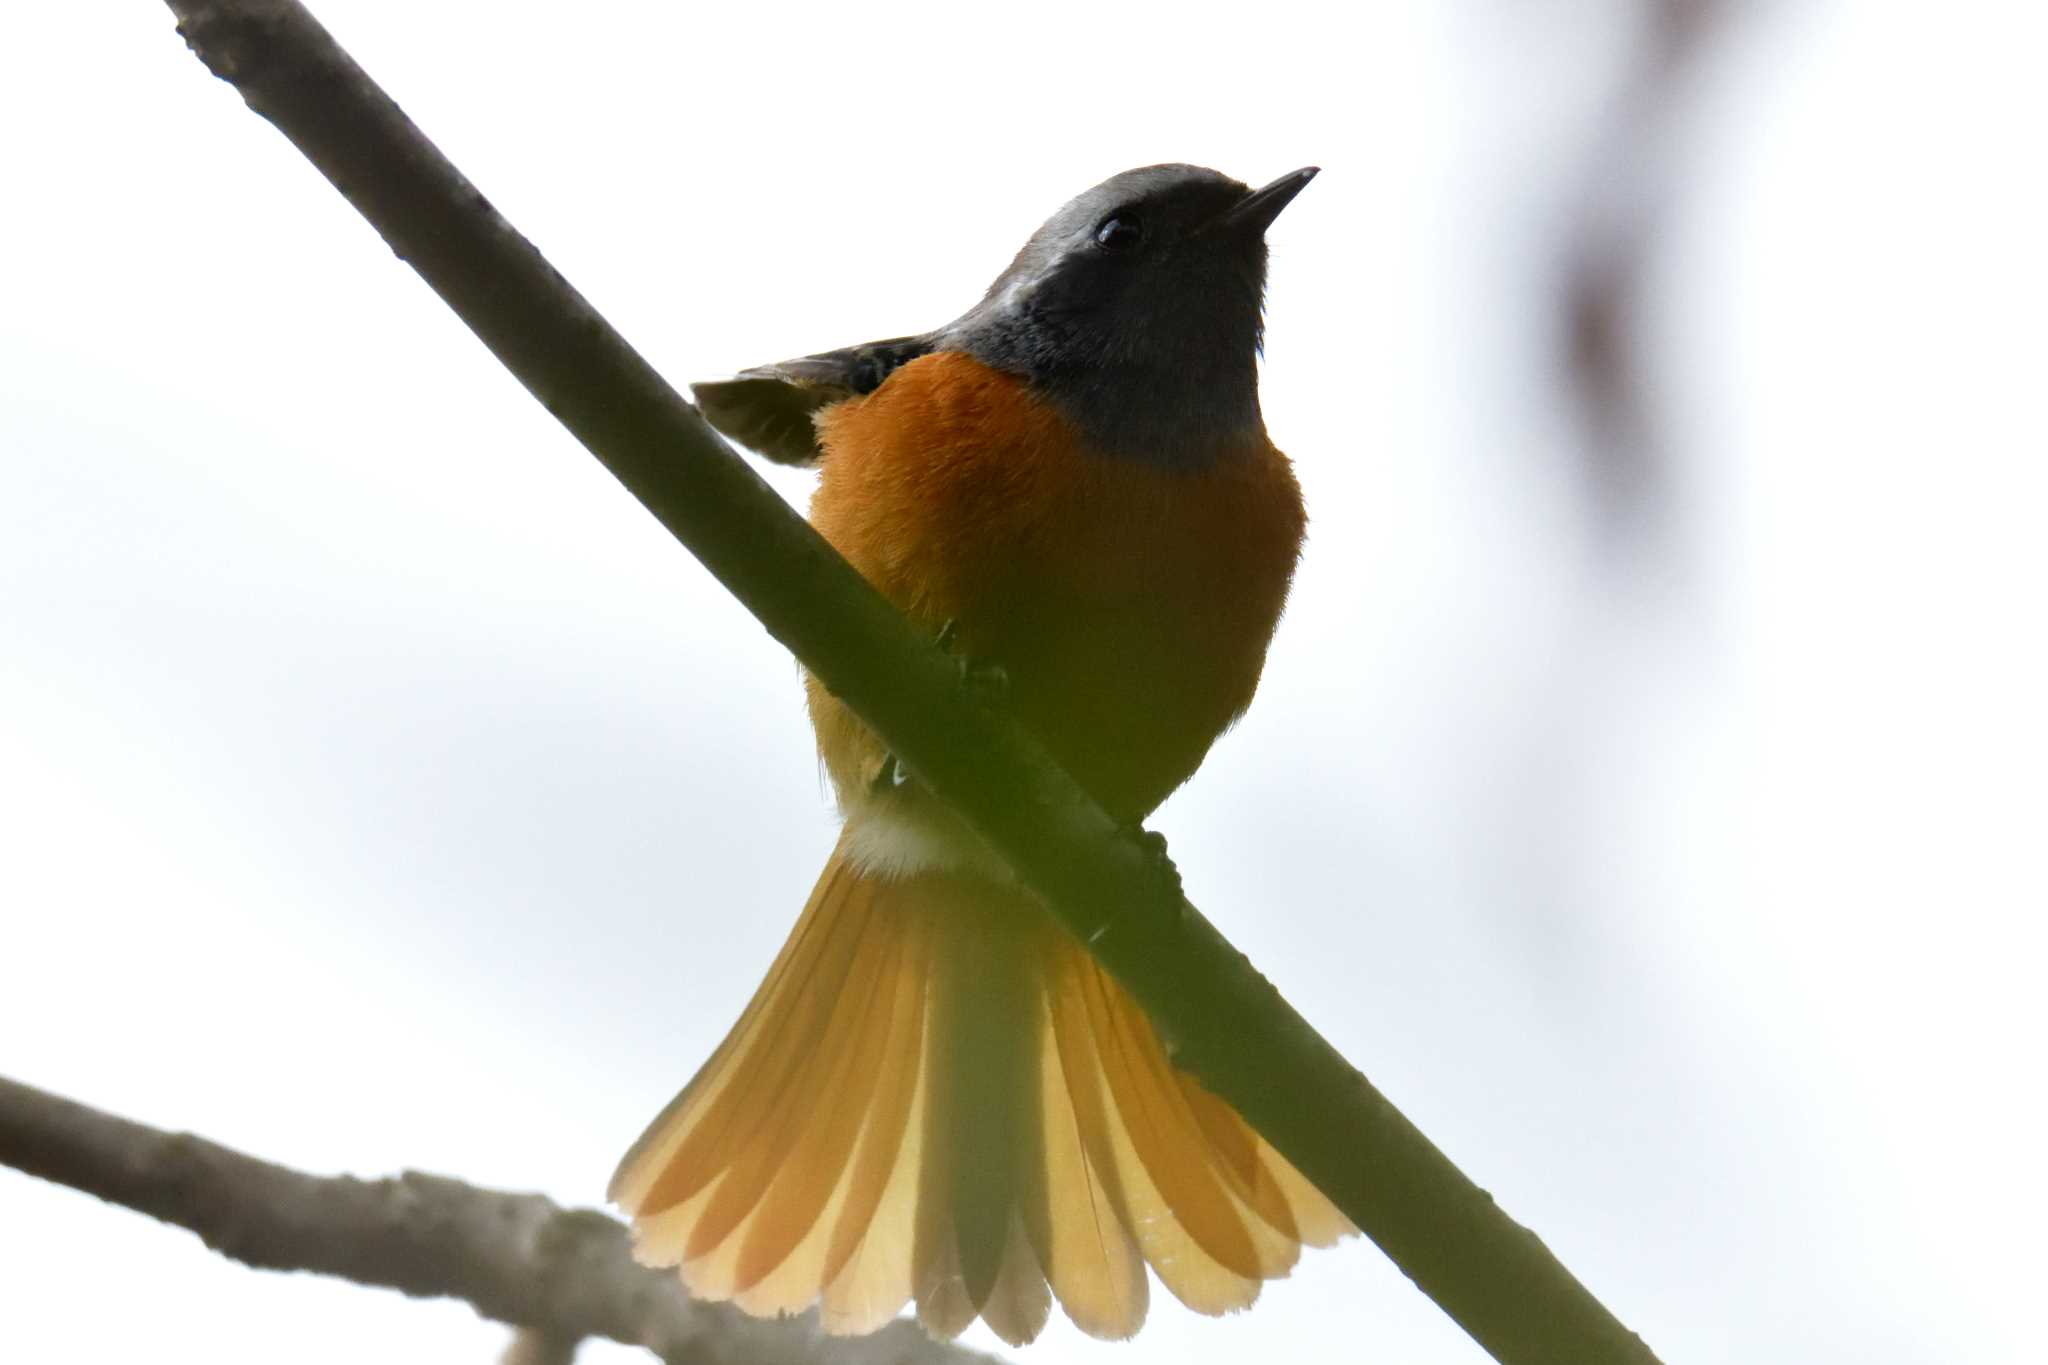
0;1075;996;1365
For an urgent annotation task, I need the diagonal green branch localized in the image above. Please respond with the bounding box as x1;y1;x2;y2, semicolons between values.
156;3;1663;1363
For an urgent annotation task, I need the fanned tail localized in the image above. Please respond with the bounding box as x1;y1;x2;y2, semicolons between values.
610;840;1350;1345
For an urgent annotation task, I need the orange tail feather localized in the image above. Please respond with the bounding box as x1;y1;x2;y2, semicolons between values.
611;841;1349;1345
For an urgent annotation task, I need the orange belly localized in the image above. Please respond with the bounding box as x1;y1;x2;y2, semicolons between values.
805;351;1305;831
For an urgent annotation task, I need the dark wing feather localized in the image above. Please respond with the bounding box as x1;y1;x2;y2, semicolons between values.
692;335;934;466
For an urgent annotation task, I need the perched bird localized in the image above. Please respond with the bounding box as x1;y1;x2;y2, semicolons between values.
611;163;1346;1346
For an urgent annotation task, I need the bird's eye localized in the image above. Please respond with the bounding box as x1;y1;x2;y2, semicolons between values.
1094;212;1144;251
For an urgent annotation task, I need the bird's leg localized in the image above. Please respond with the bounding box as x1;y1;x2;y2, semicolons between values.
935;616;1009;704
871;620;1009;793
1126;826;1184;902
868;751;913;796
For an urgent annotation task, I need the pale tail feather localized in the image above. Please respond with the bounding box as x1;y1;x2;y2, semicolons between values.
611;841;1352;1345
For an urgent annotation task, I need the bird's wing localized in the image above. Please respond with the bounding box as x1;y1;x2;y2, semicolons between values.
692;335;935;466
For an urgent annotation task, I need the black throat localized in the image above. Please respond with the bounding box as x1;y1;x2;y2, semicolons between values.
948;274;1268;470
974;343;1263;470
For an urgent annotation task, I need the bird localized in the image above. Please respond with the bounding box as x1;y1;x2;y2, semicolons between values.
610;163;1347;1346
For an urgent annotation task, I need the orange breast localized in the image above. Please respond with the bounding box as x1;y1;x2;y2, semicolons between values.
807;351;1305;824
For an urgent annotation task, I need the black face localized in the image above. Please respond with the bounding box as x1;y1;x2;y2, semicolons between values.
939;164;1317;467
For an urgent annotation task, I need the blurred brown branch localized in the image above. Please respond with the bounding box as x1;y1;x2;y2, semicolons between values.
1563;0;1733;542
0;1075;995;1365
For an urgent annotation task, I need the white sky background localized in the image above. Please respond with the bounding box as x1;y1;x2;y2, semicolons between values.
3;2;2044;1362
